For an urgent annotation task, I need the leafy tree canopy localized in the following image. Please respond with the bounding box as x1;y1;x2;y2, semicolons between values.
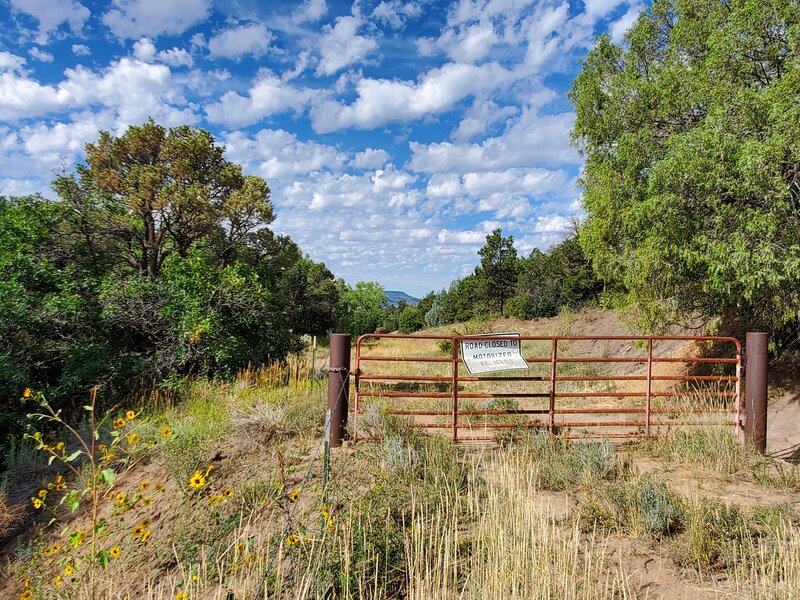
478;228;518;316
1;122;346;447
570;0;800;343
53;119;273;276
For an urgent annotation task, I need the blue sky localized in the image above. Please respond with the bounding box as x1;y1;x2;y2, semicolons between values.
0;0;643;297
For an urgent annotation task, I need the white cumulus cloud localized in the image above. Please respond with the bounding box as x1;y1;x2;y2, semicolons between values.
29;48;54;62
208;23;273;59
205;70;315;128
0;52;26;71
371;1;422;29
352;148;389;170
222;128;347;180
311;61;512;133
292;0;328;23
315;16;378;77
102;0;211;39
133;38;193;66
409;108;579;174
10;0;89;43
0;57;195;124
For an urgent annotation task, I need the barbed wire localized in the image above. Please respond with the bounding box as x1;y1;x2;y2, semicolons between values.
251;368;348;600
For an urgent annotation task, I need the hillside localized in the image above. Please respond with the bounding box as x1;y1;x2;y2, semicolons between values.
384;290;420;306
1;308;799;600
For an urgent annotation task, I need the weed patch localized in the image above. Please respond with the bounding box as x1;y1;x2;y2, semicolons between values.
577;475;685;539
654;427;745;477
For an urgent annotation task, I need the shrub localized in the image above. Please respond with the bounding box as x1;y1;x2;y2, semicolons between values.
579;475;685;539
655;428;745;477
526;436;619;491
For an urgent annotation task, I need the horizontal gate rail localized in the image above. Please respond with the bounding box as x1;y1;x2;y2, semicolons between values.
353;333;742;443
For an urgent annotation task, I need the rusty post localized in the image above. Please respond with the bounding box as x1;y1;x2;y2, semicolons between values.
549;338;557;434
451;336;459;442
744;332;768;454
327;333;351;447
645;338;653;436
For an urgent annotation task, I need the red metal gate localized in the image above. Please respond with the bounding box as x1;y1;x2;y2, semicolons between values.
353;334;742;443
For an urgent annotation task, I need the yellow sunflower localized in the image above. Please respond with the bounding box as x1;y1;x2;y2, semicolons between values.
113;418;126;428
189;471;206;490
109;546;121;558
125;410;136;420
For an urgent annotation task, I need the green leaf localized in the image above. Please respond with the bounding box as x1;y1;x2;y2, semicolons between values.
48;455;55;465
95;518;108;535
98;469;115;486
83;405;94;411
96;549;110;569
65;450;82;462
69;530;84;549
65;490;80;512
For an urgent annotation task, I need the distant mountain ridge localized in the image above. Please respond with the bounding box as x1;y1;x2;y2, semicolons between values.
385;290;420;306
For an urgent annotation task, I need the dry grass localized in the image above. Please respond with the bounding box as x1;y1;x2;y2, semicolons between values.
4;330;798;600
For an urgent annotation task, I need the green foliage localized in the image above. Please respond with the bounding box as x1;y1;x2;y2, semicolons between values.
339;281;389;337
750;456;800;492
160;390;233;487
512;236;601;320
425;232;600;328
570;0;800;342
56;119;273;276
579;475;685;539
277;258;343;337
524;435;619;491
426;275;486;327
398;304;424;333
654;428;746;477
477;228;518;316
1;122;348;439
674;500;750;571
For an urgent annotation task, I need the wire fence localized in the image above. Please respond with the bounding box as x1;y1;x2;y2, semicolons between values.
251;365;346;600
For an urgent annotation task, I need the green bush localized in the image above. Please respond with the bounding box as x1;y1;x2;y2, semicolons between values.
579;475;685;539
526;436;619;491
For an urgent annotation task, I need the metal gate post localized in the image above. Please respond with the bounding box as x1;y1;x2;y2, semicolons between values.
451;337;459;441
645;338;653;436
327;333;351;447
549;338;557;434
744;332;768;454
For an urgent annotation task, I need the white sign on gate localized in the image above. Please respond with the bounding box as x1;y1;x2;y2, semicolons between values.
460;333;530;375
